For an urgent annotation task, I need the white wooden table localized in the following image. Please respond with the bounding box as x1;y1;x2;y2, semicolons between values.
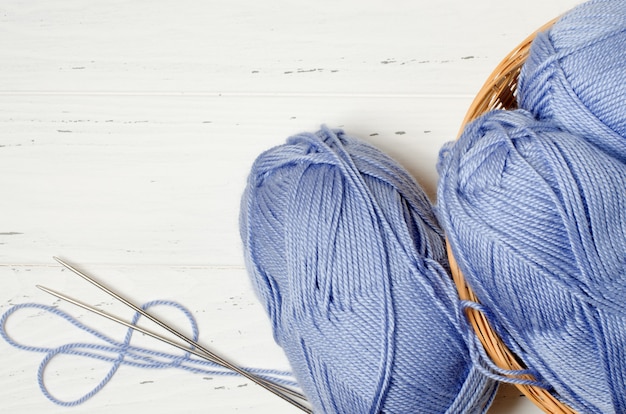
0;1;581;412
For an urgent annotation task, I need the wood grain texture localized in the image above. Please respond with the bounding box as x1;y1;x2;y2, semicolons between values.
0;1;582;412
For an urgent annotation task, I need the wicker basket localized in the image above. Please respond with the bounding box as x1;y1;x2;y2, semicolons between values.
448;18;578;414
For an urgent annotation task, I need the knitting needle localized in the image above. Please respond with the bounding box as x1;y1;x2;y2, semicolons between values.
47;257;310;410
36;284;306;403
49;257;312;413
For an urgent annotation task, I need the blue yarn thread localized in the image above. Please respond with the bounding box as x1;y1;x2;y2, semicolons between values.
0;301;296;406
437;109;626;414
240;126;498;413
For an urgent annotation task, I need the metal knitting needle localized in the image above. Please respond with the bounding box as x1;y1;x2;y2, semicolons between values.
51;256;311;413
36;284;306;403
49;257;309;409
36;284;234;362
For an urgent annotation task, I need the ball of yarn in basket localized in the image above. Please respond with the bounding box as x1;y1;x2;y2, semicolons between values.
437;109;626;414
517;0;626;159
240;127;497;413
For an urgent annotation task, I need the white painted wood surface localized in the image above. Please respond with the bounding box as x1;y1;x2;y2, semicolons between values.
0;1;582;412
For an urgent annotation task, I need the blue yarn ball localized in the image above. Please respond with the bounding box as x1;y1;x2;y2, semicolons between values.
240;127;497;413
437;109;626;414
518;0;626;159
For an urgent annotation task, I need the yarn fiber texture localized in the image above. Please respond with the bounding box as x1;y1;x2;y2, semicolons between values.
518;0;626;160
437;109;626;414
240;127;497;413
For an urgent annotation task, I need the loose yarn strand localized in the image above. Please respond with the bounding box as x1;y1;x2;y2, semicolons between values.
458;300;551;388
0;302;297;406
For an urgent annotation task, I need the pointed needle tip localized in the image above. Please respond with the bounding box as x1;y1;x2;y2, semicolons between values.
36;285;53;293
52;256;73;270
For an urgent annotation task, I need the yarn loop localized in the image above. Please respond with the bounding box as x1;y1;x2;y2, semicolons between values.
0;301;295;406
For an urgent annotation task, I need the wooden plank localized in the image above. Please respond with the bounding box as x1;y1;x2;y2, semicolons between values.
0;0;580;95
0;94;469;266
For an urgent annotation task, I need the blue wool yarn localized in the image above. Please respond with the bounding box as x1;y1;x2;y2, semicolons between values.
517;0;626;159
0;300;296;406
239;127;497;413
437;109;626;414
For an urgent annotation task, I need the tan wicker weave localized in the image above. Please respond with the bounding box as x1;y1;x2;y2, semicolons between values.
448;18;578;414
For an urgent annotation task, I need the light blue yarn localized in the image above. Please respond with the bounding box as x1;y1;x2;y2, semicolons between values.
240;126;497;413
518;0;626;160
0;300;296;406
437;109;626;414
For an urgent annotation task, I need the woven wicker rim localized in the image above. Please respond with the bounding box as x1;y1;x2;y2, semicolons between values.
448;18;577;414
